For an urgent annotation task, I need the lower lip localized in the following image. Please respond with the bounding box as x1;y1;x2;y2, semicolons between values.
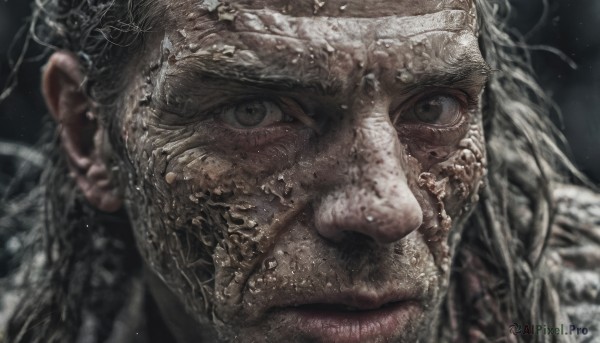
275;301;422;343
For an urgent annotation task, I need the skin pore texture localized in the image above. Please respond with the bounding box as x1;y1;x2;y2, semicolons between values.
113;0;492;342
105;0;488;342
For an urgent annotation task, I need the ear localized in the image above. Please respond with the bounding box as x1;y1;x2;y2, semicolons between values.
43;51;123;212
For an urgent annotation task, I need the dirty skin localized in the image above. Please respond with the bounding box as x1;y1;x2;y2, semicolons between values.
114;0;488;342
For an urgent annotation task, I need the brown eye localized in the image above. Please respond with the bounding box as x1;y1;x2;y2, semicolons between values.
219;100;287;129
410;95;462;125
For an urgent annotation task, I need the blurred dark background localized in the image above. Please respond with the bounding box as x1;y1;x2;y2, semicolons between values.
0;0;599;182
511;0;600;183
0;1;46;145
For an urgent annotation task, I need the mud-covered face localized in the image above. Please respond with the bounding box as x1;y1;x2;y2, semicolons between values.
119;0;488;341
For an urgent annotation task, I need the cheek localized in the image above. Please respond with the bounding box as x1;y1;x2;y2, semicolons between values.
409;117;486;244
121;104;306;317
119;107;229;314
436;121;487;216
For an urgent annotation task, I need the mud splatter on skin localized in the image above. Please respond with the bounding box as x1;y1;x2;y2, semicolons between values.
113;0;488;342
411;112;487;269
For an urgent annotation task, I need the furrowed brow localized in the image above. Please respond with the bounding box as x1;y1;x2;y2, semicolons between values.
405;58;492;93
161;50;491;98
163;57;337;95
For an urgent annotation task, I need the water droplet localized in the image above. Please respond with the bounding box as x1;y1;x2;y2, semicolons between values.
222;45;236;57
264;257;278;270
397;71;414;83
313;0;325;14
165;172;177;184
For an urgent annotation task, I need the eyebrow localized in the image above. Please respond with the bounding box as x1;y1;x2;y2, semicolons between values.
399;58;492;94
164;57;336;95
163;52;492;97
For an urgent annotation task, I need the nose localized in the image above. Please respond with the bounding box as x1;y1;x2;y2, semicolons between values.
314;110;423;245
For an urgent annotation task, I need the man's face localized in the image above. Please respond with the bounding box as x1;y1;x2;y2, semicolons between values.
119;0;488;341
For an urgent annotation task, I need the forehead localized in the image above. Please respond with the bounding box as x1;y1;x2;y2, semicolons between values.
163;0;476;27
157;0;479;56
156;0;479;60
202;0;472;17
158;0;476;53
148;0;485;97
169;0;475;17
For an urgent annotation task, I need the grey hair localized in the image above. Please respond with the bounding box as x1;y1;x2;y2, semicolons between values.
434;1;585;341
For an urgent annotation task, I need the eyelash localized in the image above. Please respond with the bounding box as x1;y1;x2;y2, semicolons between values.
198;104;311;149
391;89;474;141
394;88;468;116
395;106;472;145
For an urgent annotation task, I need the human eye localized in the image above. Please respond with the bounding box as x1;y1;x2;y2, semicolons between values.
408;94;462;125
206;96;319;150
217;99;293;129
391;90;471;144
395;92;466;127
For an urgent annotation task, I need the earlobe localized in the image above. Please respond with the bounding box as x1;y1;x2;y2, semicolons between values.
43;52;123;213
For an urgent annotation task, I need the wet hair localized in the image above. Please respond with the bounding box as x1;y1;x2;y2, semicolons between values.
1;0;584;342
3;1;158;342
439;1;584;340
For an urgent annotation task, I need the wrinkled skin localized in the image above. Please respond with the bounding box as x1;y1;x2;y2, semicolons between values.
117;0;489;341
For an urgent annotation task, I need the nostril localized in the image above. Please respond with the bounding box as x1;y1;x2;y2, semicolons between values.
333;231;378;252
